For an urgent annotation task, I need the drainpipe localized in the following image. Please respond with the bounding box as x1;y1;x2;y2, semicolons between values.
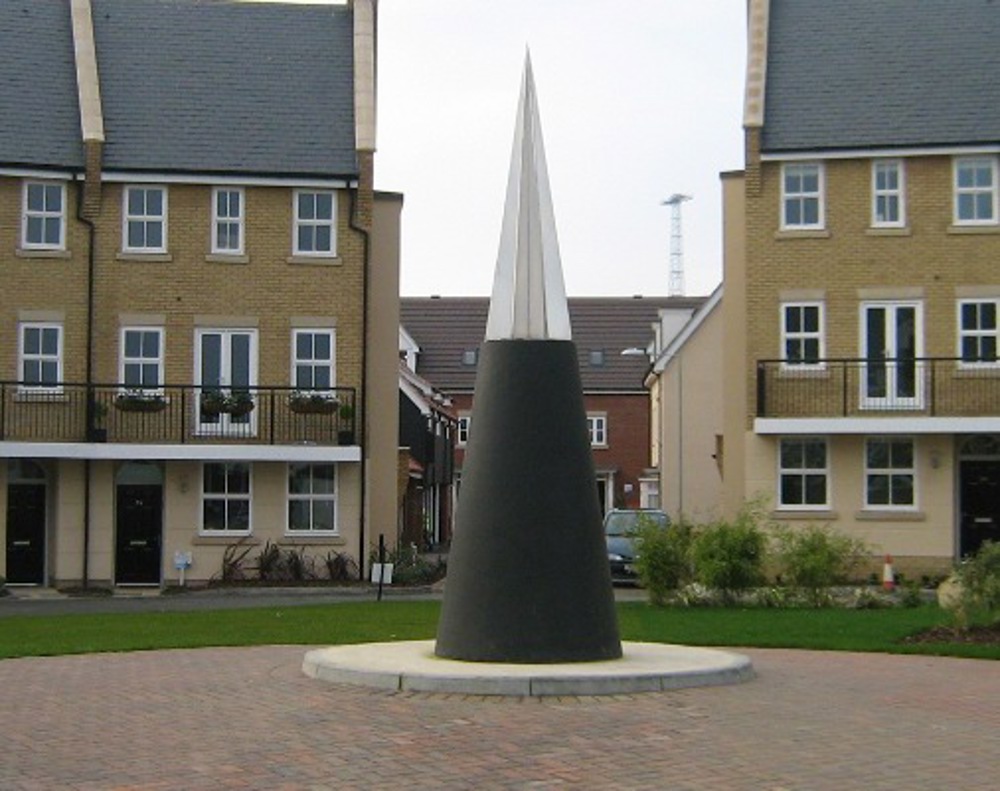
349;182;371;578
76;179;96;589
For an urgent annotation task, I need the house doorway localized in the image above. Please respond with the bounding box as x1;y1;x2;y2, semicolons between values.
115;462;163;585
5;460;47;585
959;436;1000;557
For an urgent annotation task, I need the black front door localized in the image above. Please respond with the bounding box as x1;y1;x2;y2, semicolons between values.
6;484;46;584
960;460;1000;557
116;484;163;585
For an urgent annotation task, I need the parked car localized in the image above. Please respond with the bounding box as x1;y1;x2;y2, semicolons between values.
604;509;670;583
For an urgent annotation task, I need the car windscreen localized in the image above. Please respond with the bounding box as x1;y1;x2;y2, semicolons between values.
604;511;669;536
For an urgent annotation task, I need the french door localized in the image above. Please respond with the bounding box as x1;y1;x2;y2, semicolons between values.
861;302;923;410
195;329;258;434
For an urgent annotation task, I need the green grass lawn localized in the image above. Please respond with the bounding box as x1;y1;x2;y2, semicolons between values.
0;601;997;660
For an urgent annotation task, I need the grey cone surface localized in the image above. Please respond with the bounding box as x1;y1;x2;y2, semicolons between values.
435;340;622;663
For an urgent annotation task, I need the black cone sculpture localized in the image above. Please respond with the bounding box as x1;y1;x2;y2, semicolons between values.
434;54;621;663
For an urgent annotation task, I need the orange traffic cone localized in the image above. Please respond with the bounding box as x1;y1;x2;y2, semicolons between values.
882;554;895;591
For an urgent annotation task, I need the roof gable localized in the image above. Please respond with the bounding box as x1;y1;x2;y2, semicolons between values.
762;0;1000;153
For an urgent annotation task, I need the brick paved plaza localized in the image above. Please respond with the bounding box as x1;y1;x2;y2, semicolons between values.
2;646;998;789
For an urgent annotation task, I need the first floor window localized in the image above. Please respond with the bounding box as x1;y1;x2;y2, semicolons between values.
20;323;62;389
457;414;471;446
288;463;337;533
954;157;997;224
782;162;823;229
778;437;828;508
121;327;164;389
588;413;608;447
294;190;336;256
123;185;167;252
865;437;915;508
872;160;905;227
23;181;66;249
959;300;999;365
212;187;244;254
202;462;251;532
293;329;335;390
781;302;823;366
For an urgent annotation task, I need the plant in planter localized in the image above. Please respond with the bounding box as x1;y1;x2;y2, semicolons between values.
200;391;254;416
87;399;108;442
226;392;255;416
289;391;340;415
337;403;355;444
114;389;168;413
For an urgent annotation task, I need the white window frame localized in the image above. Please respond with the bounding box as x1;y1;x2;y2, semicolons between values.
291;329;336;392
200;462;252;535
587;413;608;448
954;157;998;226
287;462;339;535
21;180;67;250
19;322;63;392
864;437;917;510
211;186;245;255
957;299;1000;368
780;302;825;369
122;185;168;253
293;189;337;257
871;159;905;228
781;162;824;230
457;414;471;447
777;437;829;510
119;327;165;392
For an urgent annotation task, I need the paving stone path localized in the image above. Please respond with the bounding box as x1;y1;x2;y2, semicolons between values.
1;646;997;790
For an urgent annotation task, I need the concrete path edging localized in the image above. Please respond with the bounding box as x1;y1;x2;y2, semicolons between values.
302;640;754;696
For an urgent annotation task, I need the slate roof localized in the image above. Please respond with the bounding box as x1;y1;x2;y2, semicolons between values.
762;0;1000;153
0;1;84;170
0;0;357;177
400;297;705;392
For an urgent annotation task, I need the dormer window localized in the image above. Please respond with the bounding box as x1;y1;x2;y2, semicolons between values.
781;163;824;229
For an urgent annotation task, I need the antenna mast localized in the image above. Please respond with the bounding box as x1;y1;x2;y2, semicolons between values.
661;193;692;296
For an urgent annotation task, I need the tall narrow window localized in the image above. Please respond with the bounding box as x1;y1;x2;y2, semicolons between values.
778;437;828;508
457;414;471;447
288;463;338;534
587;413;608;447
865;437;915;508
781;163;824;229
781;302;824;367
19;323;63;390
202;462;251;533
123;186;167;252
872;160;905;227
120;328;164;390
954;157;997;224
212;187;244;254
293;190;336;256
292;329;335;391
958;300;999;366
22;181;66;250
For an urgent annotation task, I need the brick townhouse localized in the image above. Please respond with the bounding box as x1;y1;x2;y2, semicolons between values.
0;0;400;587
722;0;1000;576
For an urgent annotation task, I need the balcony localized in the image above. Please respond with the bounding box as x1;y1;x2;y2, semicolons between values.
756;358;1000;428
0;383;357;447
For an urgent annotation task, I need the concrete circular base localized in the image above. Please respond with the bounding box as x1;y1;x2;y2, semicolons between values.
303;641;754;697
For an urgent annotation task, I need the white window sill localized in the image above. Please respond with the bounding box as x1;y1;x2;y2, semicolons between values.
16;247;71;259
774;229;831;240
206;253;249;264
118;252;173;262
287;254;341;266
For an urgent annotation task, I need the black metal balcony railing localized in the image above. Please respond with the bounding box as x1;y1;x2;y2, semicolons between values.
756;358;1000;419
0;383;357;445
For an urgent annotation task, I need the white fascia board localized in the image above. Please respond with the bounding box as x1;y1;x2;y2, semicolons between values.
0;442;361;463
0;167;78;179
96;172;355;188
754;416;1000;435
399;376;432;416
762;145;1000;163
651;286;723;373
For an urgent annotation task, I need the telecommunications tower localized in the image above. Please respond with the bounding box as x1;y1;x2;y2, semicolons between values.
661;193;692;297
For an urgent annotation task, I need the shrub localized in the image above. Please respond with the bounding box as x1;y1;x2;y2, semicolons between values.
255;540;284;581
216;538;254;583
952;541;1000;626
773;524;869;607
324;551;359;582
370;541;447;586
633;518;693;606
691;509;768;603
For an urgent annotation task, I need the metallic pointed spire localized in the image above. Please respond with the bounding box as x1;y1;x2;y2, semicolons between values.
486;52;572;341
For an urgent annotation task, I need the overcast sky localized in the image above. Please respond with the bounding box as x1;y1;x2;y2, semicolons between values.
375;1;747;298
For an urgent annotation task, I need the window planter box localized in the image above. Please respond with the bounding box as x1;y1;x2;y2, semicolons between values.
201;392;255;416
114;394;168;413
289;394;340;415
